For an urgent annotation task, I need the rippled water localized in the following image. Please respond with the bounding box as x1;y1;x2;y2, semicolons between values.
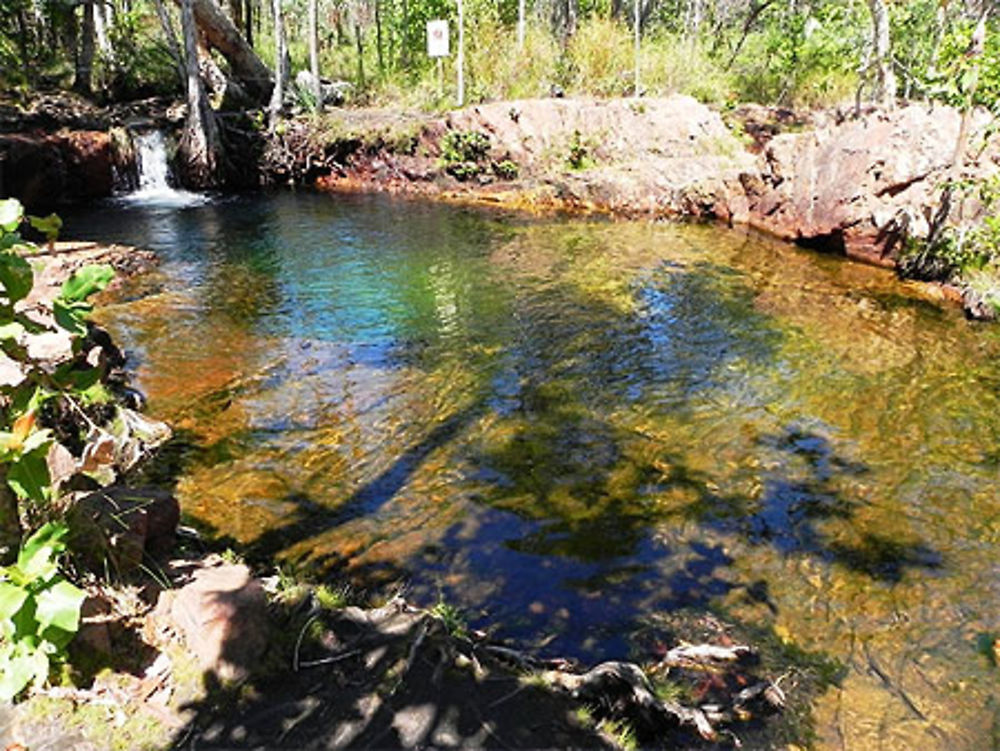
67;192;1000;748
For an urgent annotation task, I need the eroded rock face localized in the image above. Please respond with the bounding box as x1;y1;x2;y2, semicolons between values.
0;130;113;211
161;563;269;682
441;95;756;217
740;105;1000;264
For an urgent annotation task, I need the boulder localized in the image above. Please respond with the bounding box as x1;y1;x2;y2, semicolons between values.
161;563;269;682
67;486;180;574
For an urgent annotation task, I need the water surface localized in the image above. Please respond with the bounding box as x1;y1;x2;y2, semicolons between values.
67;192;1000;748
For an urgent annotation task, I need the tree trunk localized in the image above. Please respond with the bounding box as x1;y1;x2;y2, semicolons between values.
179;0;223;187
686;0;704;34
94;0;112;59
309;0;321;110
75;0;95;96
867;0;896;108
227;0;243;30
355;22;365;89
244;0;254;48
375;0;384;75
268;0;286;130
173;0;273;103
154;0;188;87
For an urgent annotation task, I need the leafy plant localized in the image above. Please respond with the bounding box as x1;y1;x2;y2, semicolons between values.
0;199;114;516
0;198;115;699
0;521;86;700
566;130;595;170
491;159;519;180
441;130;490;164
429;598;467;638
439;130;491;181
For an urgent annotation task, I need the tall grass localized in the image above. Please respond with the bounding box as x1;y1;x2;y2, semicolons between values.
263;9;860;111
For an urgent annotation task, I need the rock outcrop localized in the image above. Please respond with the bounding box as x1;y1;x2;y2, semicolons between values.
0;130;114;211
438;96;756;217
737;104;1000;265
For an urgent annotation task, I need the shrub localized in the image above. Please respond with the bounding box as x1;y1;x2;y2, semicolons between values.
0;522;85;701
0;198;114;700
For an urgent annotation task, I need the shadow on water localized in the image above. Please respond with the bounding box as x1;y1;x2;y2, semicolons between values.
146;254;949;747
81;198;973;747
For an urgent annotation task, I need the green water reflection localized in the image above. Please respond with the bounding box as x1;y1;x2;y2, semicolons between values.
75;192;1000;748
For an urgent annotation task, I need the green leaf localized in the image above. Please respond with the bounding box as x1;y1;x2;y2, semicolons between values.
0;321;24;340
58;264;114;304
12;385;51;416
0;199;23;233
0;647;36;701
20;428;51;455
0;233;23;253
15;522;66;580
0;581;28;620
52;362;102;392
27;214;62;242
0;253;34;304
35;579;84;634
53;299;90;336
7;447;53;504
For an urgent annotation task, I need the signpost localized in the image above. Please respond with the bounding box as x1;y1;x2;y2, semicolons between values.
427;20;449;99
426;4;464;108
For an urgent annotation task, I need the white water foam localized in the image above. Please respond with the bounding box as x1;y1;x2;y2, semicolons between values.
117;130;209;208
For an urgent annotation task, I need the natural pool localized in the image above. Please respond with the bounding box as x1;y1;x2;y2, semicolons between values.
67;191;1000;748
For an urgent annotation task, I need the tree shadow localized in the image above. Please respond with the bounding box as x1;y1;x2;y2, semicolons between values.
151;253;945;748
170;601;621;750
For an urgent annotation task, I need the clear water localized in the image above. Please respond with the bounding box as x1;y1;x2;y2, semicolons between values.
66;192;1000;748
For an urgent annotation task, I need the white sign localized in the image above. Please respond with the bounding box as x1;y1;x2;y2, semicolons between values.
427;20;449;58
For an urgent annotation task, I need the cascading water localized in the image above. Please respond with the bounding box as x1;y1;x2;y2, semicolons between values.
119;130;208;208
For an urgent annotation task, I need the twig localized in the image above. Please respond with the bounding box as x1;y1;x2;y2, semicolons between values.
292;613;319;672
297;648;360;669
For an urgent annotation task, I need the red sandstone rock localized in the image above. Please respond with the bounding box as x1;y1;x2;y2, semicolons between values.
0;130;113;211
165;563;269;682
742;104;1000;263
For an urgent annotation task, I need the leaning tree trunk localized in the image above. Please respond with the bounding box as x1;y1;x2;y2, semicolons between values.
179;0;223;187
867;0;897;108
268;0;287;130
74;0;96;95
173;0;273;103
154;0;187;87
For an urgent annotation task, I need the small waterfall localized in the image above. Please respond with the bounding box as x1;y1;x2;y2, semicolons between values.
135;130;173;193
118;129;208;208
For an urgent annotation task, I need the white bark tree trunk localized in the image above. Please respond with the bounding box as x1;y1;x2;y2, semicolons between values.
268;0;286;129
867;0;897;108
179;0;223;187
309;0;321;111
173;0;274;103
